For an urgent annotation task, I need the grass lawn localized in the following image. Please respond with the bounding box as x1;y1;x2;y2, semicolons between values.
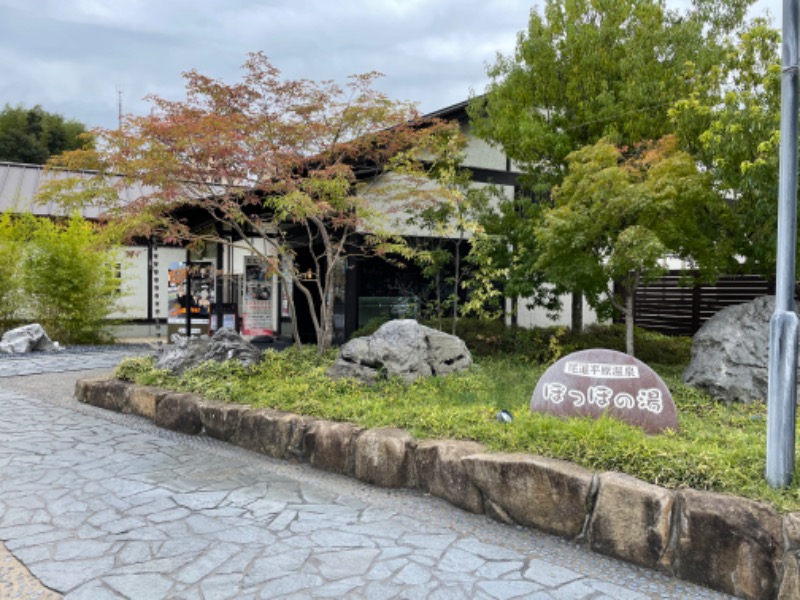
116;343;800;513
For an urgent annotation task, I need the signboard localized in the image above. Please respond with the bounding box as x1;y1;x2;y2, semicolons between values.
209;304;238;333
167;261;215;337
242;255;274;337
530;349;679;434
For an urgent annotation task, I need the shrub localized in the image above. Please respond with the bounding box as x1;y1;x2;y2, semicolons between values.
0;212;24;332
425;318;691;365
20;213;124;344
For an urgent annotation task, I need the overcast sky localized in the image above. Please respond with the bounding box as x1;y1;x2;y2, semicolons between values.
0;0;781;131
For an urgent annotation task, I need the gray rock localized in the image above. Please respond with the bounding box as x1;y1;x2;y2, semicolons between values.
327;319;472;384
155;328;261;375
683;296;795;404
0;323;59;354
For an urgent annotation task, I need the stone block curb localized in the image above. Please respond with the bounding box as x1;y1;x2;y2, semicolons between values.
75;377;798;599
354;427;416;488
415;439;486;514
155;392;204;435
305;420;363;476
232;408;315;460
674;488;783;600
588;472;674;570
462;453;595;539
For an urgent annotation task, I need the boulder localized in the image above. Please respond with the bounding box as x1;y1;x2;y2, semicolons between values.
0;324;59;354
327;319;472;384
155;328;261;375
683;296;794;404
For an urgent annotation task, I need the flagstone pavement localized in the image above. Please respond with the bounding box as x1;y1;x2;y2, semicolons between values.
0;350;731;599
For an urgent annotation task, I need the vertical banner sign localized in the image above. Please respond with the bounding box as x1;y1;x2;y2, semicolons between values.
242;255;274;337
167;261;215;337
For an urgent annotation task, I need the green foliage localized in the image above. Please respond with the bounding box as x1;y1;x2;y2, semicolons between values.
116;343;800;511
0;212;25;330
670;18;783;278
466;0;751;330
464;196;562;323
439;319;690;365
534;137;730;354
398;127;493;332
0;103;91;164
15;213;124;343
469;0;745;186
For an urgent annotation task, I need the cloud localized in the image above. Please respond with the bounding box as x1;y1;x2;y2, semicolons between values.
0;0;780;131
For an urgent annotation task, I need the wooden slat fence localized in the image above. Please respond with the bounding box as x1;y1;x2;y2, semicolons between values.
622;271;776;336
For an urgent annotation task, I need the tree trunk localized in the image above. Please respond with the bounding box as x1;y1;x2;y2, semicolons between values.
571;292;583;332
509;297;518;327
451;239;461;335
625;288;635;357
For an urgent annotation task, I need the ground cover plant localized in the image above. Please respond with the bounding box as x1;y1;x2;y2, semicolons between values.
116;324;800;512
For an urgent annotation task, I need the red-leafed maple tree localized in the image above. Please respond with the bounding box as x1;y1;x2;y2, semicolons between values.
42;52;459;353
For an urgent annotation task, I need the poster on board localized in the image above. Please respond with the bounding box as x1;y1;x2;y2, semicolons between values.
167;261;214;337
242;255;274;337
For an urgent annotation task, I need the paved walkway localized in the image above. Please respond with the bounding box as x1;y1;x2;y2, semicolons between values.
0;353;730;599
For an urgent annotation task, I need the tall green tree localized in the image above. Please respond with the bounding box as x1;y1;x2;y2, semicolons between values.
468;0;752;329
0;104;91;164
670;18;783;278
400;127;492;333
535;137;731;356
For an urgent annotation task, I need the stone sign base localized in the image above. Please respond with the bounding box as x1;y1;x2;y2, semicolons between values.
76;377;794;600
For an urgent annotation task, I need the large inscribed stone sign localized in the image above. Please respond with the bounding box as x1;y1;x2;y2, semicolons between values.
531;349;678;434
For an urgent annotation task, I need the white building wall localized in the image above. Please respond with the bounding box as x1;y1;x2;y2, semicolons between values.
512;294;602;329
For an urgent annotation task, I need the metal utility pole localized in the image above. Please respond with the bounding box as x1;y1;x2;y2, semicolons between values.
767;0;800;489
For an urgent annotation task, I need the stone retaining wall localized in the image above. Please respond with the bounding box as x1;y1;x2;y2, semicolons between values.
75;377;797;600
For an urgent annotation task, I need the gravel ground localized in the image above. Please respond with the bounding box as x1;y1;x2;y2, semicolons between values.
0;343;156;361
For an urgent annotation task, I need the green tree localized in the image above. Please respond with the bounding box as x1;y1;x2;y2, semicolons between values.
464;193;562;325
41;53;455;354
20;214;124;344
0;104;91;164
670;18;782;277
535;137;730;356
400;128;491;332
0;212;25;330
468;0;752;329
